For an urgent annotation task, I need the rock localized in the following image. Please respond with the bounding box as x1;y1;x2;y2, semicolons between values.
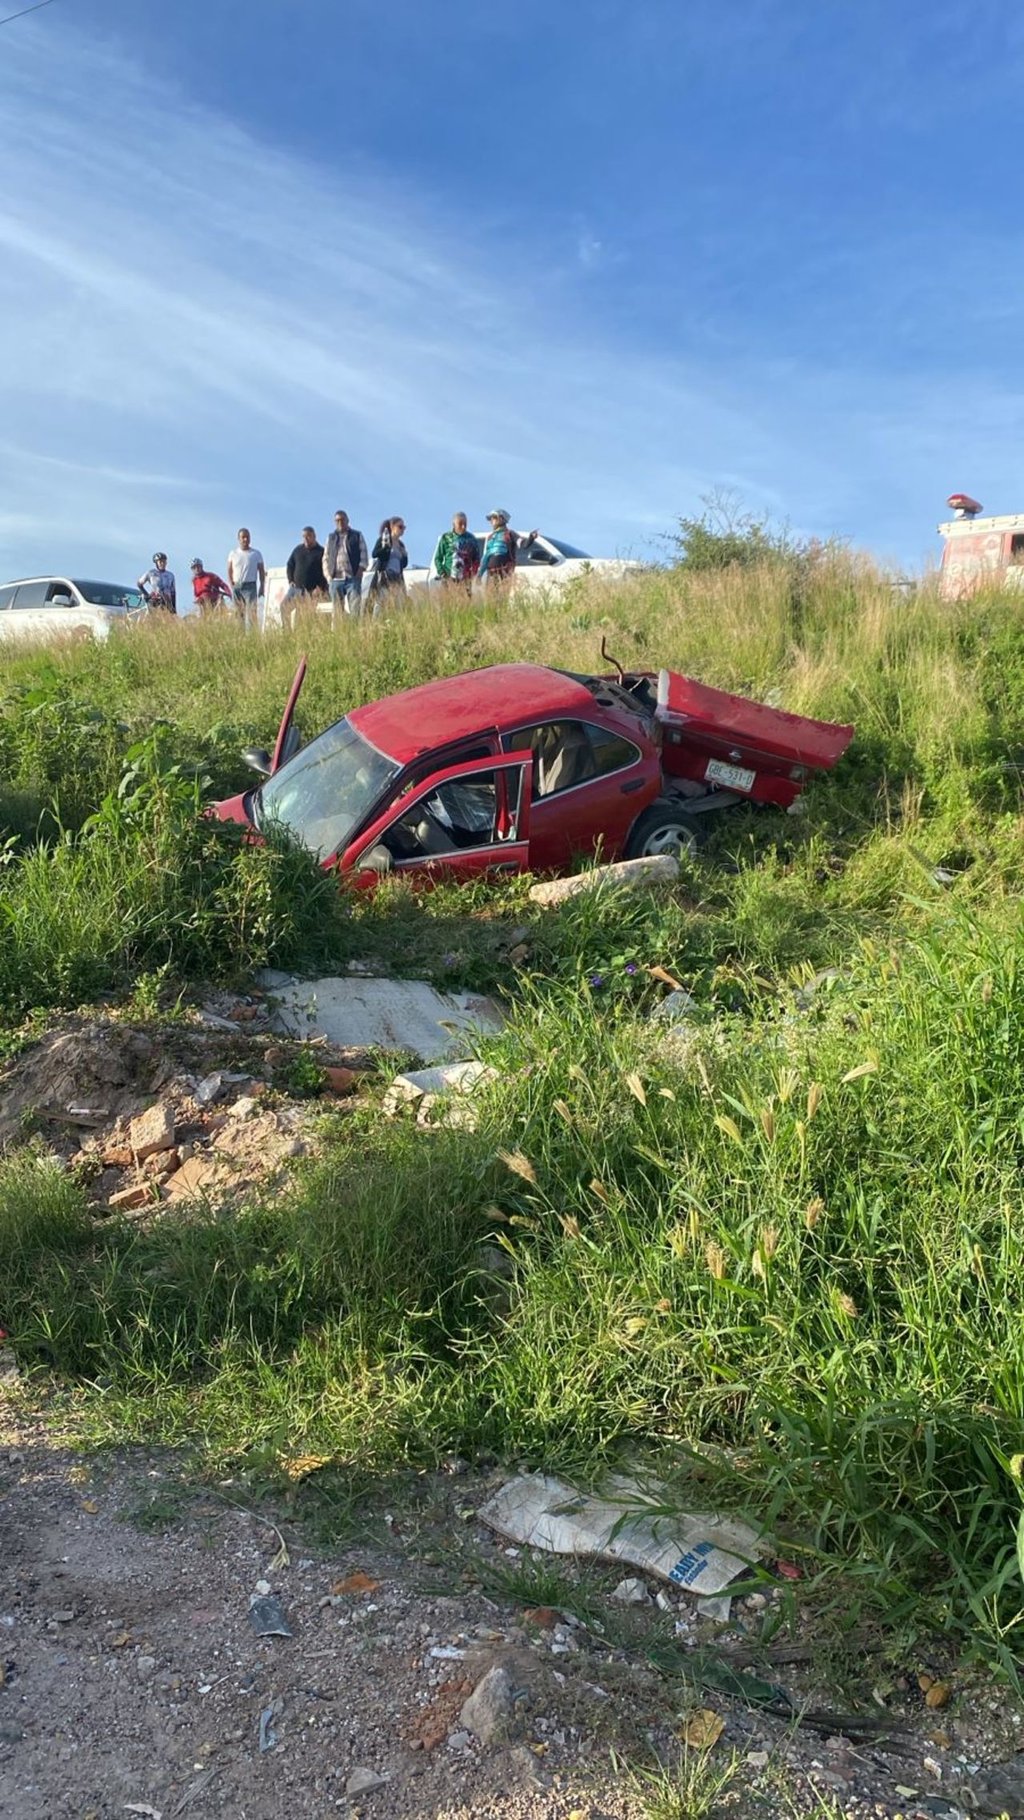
128;1101;175;1159
611;1577;649;1605
650;987;699;1024
108;1183;150;1210
226;1096;259;1120
746;1750;769;1770
194;1073;226;1106
459;1664;520;1746
345;1767;387;1796
323;1065;358;1096
383;1060;496;1118
135;1655;157;1680
162;1156;220;1201
447;1730;473;1752
527;854;679;908
100;1144;133;1168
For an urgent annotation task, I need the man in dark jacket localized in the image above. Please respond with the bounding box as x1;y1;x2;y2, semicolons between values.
324;510;370;623
282;526;326;630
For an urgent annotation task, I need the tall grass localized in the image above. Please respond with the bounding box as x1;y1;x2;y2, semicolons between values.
3;556;1024;1661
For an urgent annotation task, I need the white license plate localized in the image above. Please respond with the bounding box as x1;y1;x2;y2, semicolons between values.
705;758;756;792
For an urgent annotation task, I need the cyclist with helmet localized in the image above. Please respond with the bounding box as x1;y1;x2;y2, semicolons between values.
137;553;177;613
189;559;232;617
477;510;538;585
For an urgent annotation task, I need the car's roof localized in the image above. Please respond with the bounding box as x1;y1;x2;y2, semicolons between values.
349;663;597;763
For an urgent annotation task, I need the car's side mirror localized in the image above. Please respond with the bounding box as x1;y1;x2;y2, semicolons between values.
357;843;393;875
50;593;74;607
242;746;272;777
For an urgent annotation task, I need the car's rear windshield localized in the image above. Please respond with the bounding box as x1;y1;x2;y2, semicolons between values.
70;580;146;610
257;717;400;859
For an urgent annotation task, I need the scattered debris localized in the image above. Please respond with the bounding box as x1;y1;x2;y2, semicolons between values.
527;854;679;908
345;1767;388;1797
332;1571;380;1596
696;1593;733;1623
650;987;699;1024
383;1059;498;1128
128;1101;176;1159
107;1184;151;1211
680;1708;725;1750
260;973;504;1064
611;1577;649;1606
248;1594;293;1638
459;1664;521;1745
258;1697;283;1752
478;1473;763;1595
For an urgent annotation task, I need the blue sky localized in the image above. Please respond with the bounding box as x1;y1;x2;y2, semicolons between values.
2;0;1023;591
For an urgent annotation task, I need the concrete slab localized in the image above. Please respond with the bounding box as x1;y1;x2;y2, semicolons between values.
260;975;504;1063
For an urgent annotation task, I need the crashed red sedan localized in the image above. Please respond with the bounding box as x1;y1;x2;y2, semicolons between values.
212;655;853;887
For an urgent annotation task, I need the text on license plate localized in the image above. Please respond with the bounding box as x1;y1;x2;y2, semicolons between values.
705;758;756;792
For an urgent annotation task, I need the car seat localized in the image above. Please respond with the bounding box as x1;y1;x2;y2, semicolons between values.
537;723;593;795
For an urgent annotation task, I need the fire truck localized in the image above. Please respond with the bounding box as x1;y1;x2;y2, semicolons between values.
938;493;1024;599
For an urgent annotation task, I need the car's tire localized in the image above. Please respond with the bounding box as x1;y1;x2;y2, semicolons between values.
625;800;706;862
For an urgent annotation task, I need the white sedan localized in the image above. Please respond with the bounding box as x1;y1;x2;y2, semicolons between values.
0;575;147;643
406;531;643;594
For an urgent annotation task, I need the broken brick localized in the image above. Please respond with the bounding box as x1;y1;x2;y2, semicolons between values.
108;1184;150;1210
128;1101;176;1160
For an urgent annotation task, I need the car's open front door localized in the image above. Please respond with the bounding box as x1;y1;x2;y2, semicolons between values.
343;751;532;887
271;657;308;774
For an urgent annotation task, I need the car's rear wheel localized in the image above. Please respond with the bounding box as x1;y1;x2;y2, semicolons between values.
625;800;706;862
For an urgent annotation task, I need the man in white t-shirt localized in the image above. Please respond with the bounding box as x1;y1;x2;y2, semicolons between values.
226;528;266;628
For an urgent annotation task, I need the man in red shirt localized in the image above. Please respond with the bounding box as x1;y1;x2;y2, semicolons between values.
189;559;232;617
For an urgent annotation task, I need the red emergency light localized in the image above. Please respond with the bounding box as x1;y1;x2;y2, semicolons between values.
947;493;982;517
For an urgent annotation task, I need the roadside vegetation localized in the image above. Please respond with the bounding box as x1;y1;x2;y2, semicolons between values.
2;550;1024;1670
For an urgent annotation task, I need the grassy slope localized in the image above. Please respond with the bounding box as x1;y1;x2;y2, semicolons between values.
2;556;1024;1661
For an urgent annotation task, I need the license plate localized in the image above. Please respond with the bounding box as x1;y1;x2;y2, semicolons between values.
705;758;755;792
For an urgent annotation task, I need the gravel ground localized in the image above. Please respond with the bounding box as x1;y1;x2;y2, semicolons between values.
2;1402;1024;1820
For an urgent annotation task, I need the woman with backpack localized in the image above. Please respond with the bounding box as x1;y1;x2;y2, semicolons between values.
368;516;408;612
430;512;481;591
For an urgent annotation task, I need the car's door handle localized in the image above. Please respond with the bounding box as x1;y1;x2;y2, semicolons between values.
620;778;647;793
488;860;520;873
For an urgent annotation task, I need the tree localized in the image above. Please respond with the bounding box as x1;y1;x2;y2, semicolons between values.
671;491;800;571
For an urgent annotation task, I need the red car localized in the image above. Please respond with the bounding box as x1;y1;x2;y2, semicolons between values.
212;653;853;887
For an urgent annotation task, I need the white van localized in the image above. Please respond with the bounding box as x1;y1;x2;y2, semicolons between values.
0;576;148;644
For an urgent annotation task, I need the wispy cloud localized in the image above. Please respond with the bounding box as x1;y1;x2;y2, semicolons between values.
1;16;1020;582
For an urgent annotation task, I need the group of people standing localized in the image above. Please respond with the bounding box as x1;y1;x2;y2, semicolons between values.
281;507;540;627
137;509;539;626
137;530;266;623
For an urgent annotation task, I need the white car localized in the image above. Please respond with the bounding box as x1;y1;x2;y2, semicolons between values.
0;575;148;644
406;531;643;593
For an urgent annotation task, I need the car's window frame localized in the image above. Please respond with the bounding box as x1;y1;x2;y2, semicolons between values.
346;752;531;874
0;584;18;612
501;718;643;799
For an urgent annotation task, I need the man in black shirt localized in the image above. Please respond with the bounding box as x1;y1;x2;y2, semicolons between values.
282;526;326;629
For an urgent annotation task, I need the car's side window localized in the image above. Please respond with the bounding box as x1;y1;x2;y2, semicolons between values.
12;581;48;610
383;771;507;864
0;585;17;612
506;721;641;797
45;581;74;604
587;723;642;776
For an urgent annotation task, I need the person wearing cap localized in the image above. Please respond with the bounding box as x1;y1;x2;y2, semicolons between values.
477;510;538;585
190;559;232;617
137;552;177;613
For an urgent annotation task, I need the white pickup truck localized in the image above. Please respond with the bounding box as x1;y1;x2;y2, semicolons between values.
262;532;642;627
